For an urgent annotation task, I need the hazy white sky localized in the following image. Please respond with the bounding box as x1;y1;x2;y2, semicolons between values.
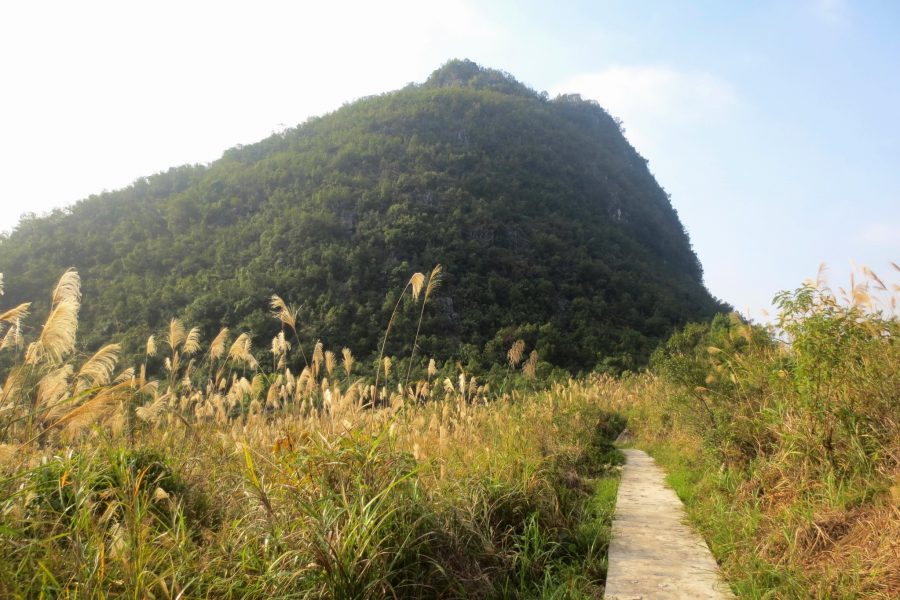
1;0;898;317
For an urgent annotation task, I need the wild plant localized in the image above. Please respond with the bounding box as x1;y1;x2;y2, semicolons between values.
405;265;442;388
0;268;626;599
373;271;424;405
629;261;900;598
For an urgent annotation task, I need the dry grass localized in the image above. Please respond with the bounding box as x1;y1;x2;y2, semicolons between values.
623;262;900;599
0;270;625;599
14;259;898;598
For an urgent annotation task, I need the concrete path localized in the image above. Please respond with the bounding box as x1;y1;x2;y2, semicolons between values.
605;449;735;600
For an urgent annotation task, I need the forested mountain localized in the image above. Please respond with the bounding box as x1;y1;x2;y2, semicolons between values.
0;60;728;374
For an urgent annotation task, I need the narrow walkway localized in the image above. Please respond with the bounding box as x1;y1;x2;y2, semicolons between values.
605;449;735;600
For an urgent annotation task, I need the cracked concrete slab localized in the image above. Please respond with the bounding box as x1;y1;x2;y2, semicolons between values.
605;449;735;600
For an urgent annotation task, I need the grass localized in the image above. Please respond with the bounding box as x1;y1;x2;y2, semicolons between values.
623;262;900;599
9;259;898;598
0;270;627;599
641;439;892;599
0;385;626;599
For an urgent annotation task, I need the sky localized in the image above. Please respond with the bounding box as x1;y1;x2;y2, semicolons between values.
1;0;898;318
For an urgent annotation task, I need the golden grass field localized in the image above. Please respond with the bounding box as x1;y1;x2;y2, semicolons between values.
0;269;629;598
1;262;899;598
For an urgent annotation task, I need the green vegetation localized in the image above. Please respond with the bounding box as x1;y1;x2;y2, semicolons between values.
0;270;626;598
626;263;900;598
6;56;897;599
0;59;726;375
3;254;898;598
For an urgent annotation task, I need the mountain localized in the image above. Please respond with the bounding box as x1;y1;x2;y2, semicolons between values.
0;59;728;374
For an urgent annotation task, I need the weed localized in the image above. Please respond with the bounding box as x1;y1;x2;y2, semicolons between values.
0;269;626;598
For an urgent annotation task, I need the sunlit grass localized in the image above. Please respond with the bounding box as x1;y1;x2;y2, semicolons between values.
0;270;627;599
10;258;897;598
625;262;900;599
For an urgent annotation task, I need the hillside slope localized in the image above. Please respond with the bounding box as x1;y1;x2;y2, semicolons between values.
0;59;728;372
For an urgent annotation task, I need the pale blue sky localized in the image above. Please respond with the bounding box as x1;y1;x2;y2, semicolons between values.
1;0;898;317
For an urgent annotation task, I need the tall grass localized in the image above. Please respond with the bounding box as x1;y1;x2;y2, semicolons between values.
0;270;625;599
625;262;900;599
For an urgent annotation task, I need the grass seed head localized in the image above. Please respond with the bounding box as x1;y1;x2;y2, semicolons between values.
508;339;526;367
342;348;354;376
228;333;252;363
165;318;186;352
51;269;81;307
75;344;120;393
184;327;201;355
29;296;80;365
0;302;30;324
426;264;443;298
410;272;425;300
523;350;539;378
325;350;335;376
209;328;229;361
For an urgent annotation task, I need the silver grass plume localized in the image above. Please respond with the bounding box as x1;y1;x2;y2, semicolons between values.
113;367;135;385
342;348;354;377
508;340;526;368
523;350;539;378
165;318;186;352
36;365;74;416
75;344;120;394
49;379;138;435
209;328;229;361
26;297;79;365
136;394;169;424
325;350;335;377
0;303;30;325
270;295;298;330
51;269;82;307
228;333;252;363
410;272;425;300
428;359;438;380
0;320;22;351
183;327;201;355
312;341;324;371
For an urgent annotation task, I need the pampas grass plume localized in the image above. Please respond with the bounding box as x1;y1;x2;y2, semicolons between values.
342;348;353;376
209;328;229;361
75;344;120;393
184;327;201;355
51;269;81;306
166;318;186;352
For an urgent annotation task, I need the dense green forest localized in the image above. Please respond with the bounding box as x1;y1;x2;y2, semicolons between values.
0;59;728;374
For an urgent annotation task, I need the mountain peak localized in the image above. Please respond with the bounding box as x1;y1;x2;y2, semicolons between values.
422;59;539;98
